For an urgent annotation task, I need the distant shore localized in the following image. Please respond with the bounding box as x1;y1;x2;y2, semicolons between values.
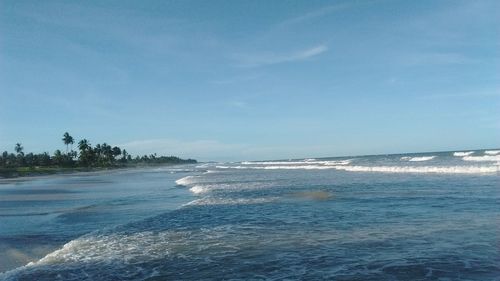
1;132;197;179
0;163;193;179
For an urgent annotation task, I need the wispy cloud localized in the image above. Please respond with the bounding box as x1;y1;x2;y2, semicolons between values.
273;3;351;31
234;45;328;67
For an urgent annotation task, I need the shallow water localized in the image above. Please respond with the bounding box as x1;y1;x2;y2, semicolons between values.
1;150;499;280
0;167;192;273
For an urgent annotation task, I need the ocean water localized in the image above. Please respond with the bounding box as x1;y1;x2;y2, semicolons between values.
1;150;499;280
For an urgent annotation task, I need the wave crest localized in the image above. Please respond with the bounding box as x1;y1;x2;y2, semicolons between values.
401;156;436;162
453;151;474;157
462;155;500;162
183;197;278;206
241;160;351;166
216;164;498;174
334;165;498;174
175;176;198;186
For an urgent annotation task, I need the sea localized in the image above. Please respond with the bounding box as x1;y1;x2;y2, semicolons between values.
0;149;499;280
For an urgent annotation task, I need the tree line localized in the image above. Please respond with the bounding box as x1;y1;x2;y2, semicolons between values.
0;132;196;169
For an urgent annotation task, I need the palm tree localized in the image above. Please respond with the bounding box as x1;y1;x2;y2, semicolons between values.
78;139;92;166
78;139;89;151
121;149;128;162
101;143;113;165
14;143;24;167
53;149;63;166
14;143;23;155
112;146;121;158
62;132;74;153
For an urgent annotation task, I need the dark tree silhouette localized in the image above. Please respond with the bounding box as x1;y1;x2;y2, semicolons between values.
15;143;23;155
1;134;196;176
62;132;74;153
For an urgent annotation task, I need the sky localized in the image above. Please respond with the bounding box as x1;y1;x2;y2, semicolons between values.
0;0;499;161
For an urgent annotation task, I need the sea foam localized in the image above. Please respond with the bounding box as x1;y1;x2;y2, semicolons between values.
453;151;474;157
182;197;278;207
462;155;500;162
401;156;436;162
333;165;498;174
484;150;500;155
188;182;278;195
241;160;350;166
175;176;198;186
217;164;498;174
0;231;193;280
189;185;207;194
218;165;334;170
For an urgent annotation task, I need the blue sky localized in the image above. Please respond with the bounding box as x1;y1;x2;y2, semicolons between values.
1;0;499;161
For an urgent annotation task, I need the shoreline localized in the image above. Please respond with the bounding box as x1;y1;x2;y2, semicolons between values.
0;163;195;180
0;165;197;274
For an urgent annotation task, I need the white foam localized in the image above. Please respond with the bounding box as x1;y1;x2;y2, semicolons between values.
0;231;191;280
217;164;499;174
219;165;334;170
462;155;500;162
183;197;278;207
453;151;474;157
485;150;500;155
401;156;436;162
188;182;277;194
149;167;197;174
241;160;351;166
263;165;334;170
175;176;198;186
241;161;308;165
334;165;498;174
3;226;249;279
189;185;207;194
323;160;351;165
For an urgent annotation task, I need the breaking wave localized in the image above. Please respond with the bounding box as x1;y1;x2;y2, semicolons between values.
401;156;436;162
453;151;474;157
462;155;500;162
0;227;230;281
216;164;498;174
218;165;335;170
182;197;278;207
241;160;351;166
188;182;278;194
484;150;500;155
175;176;198;186
189;185;207;194
333;165;498;174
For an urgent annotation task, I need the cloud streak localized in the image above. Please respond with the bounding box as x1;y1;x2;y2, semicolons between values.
273;3;351;31
235;45;328;67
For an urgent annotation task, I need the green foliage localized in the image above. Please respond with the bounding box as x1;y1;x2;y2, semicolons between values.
62;132;74;153
0;133;196;175
15;143;23;155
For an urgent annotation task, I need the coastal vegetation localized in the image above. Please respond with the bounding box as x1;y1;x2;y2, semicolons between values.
0;132;196;177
